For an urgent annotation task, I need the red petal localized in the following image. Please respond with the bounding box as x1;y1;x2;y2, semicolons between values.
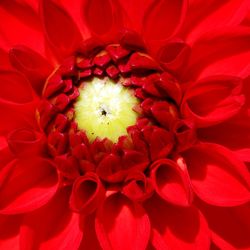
143;0;187;41
197;200;250;249
70;172;105;214
83;0;112;35
145;195;210;250
95;193;151;250
0;214;22;249
182;143;250;206
7;128;45;157
40;0;82;60
0;48;13;70
184;27;250;81
82;0;122;40
158;39;191;75
55;0;91;40
197;51;250;80
0;1;44;54
143;127;174;161
0;147;14;169
0;157;59;214
0;70;34;103
0;137;7;151
150;159;193;206
20;188;83;250
117;0;153;31
181;76;245;127
197;109;250;150
185;0;250;44
97;154;124;183
79;215;102;250
0;100;37;136
9;46;53;95
122;172;154;202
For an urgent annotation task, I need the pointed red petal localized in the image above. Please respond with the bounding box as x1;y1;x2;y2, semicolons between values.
182;143;250;206
40;0;82;60
0;157;59;214
95;193;151;250
20;188;83;250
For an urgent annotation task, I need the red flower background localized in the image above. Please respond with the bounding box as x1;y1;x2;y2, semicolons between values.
0;0;250;249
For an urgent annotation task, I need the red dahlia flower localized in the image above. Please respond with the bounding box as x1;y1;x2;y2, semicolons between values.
0;0;250;249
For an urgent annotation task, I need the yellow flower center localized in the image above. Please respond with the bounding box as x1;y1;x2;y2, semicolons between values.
74;77;139;142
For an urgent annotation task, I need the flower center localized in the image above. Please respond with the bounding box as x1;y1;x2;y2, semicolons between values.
75;77;138;142
37;42;195;188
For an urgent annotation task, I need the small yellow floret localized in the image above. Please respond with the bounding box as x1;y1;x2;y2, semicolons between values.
74;78;138;142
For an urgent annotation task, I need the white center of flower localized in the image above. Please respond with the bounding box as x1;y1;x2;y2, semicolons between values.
75;77;139;142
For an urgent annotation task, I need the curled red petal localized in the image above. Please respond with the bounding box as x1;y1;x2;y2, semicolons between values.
20;188;83;250
7;128;46;157
0;157;59;214
150;159;193;206
158;39;191;75
70;172;105;214
182;143;250;206
181;75;245;127
122;171;154;202
97;154;124;183
95;193;151;250
143;126;174;161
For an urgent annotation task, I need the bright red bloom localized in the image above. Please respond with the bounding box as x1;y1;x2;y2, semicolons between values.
0;0;250;249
